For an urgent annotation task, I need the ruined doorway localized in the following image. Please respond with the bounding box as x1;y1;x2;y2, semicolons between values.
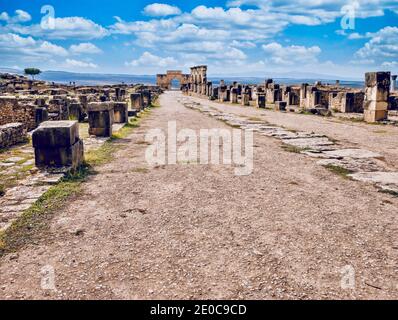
171;78;181;90
156;70;190;90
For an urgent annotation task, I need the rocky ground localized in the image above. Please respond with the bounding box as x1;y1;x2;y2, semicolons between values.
0;91;397;299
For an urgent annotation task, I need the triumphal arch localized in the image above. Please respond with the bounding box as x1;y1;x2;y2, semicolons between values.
156;70;190;90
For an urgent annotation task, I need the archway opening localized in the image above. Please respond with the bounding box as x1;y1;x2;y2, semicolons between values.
171;78;181;90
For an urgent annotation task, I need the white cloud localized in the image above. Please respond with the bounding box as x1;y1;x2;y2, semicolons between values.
0;10;31;23
143;3;181;17
349;59;375;65
5;16;109;40
355;27;398;61
70;42;102;54
381;61;398;67
227;0;398;21
15;10;31;22
262;42;321;65
0;12;9;21
231;40;256;48
0;33;68;58
125;51;177;67
65;58;98;69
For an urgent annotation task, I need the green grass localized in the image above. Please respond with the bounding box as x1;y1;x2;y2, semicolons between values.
0;105;157;257
130;167;149;173
323;164;353;179
282;144;311;154
247;116;263;122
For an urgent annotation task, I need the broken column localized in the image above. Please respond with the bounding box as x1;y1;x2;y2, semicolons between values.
32;120;84;169
363;72;390;123
114;102;128;123
88;102;114;137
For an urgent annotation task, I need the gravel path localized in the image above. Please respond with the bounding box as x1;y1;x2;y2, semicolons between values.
0;91;397;300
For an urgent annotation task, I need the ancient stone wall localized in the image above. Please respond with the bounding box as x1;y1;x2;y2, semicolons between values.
0;122;27;148
0;96;37;130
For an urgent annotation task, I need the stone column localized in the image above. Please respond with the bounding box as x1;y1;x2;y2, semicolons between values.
115;87;121;101
300;83;308;108
131;93;143;111
88;102;114;137
364;72;390;123
32;120;84;169
242;93;250;106
257;94;266;108
141;90;152;108
230;88;238;103
114;102;128;123
392;75;397;92
212;87;219;100
35;107;48;127
226;89;231;102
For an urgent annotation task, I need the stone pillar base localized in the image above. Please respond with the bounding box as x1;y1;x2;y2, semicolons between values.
34;139;84;169
364;110;388;123
88;102;114;137
114;102;128;124
32;120;84;169
274;101;287;111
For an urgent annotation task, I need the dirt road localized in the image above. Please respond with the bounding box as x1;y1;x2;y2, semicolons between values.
0;91;397;299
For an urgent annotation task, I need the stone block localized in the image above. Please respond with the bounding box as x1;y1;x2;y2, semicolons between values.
32;120;79;148
68;103;83;122
130;93;143;110
242;93;250;106
88;102;114;137
365;86;390;102
0;123;27;148
364;110;388;122
230;88;238;103
257;94;266;108
141;90;152;107
35;107;48;126
114;102;128;123
274;101;287;111
365;72;391;88
34;139;84;169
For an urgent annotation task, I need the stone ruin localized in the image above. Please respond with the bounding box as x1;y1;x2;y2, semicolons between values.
157;70;190;90
183;66;397;124
0;72;162;169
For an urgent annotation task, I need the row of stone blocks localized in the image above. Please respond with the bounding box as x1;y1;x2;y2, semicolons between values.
130;91;152;111
32;121;84;169
88;102;128;137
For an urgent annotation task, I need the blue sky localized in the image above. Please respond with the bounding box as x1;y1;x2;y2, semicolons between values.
0;0;398;79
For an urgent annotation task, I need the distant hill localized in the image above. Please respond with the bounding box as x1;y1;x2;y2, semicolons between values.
0;67;22;75
0;68;364;88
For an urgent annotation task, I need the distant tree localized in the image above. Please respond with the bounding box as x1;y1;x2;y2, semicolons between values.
24;68;42;80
